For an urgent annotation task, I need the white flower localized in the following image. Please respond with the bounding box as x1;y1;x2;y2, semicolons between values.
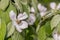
50;2;60;10
52;30;60;40
38;3;47;17
50;2;56;9
27;13;36;25
53;32;58;40
30;7;35;13
58;35;60;40
17;12;28;20
26;7;36;25
38;3;47;12
40;12;46;17
9;10;28;32
53;33;60;40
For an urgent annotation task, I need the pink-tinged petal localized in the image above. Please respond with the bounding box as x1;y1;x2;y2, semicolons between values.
38;3;47;12
53;33;58;40
40;12;46;17
30;7;35;13
58;35;60;40
50;2;56;9
18;21;28;29
57;3;60;10
41;6;47;12
27;14;36;25
52;30;58;40
38;3;42;12
13;21;22;32
9;10;16;21
18;12;28;20
16;26;22;32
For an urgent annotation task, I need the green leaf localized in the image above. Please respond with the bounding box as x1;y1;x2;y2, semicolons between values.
22;4;30;15
1;2;17;24
0;19;1;29
0;18;6;40
25;26;36;40
35;13;40;26
0;10;3;18
51;14;60;30
20;0;27;3
14;0;23;12
7;22;15;37
0;0;9;10
21;0;30;15
46;38;54;40
38;26;46;40
45;21;52;36
57;22;60;33
11;31;24;40
8;37;12;40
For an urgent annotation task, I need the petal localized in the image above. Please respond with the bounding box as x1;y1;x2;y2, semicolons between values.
30;7;35;13
9;10;16;21
57;3;60;10
41;6;47;12
58;35;60;40
50;2;56;9
18;12;28;20
16;26;22;32
13;21;22;32
52;30;58;40
38;3;47;12
38;3;42;11
40;12;46;17
27;14;36;25
53;33;58;40
18;21;28;29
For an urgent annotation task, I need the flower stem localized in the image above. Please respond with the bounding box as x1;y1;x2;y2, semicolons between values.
36;11;54;33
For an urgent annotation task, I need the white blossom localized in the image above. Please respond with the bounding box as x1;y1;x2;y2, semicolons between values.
30;7;35;13
53;32;58;40
38;3;47;17
9;10;28;32
27;13;36;25
50;2;60;10
58;35;60;40
26;7;36;25
17;12;28;20
50;2;56;9
38;3;47;12
53;33;60;40
40;12;46;17
52;30;60;40
38;3;42;12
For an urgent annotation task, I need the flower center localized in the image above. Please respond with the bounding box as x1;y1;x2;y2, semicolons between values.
16;20;21;24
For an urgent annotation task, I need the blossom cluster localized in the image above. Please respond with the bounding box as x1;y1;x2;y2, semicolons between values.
38;2;60;40
9;7;36;32
9;2;60;40
38;2;60;17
